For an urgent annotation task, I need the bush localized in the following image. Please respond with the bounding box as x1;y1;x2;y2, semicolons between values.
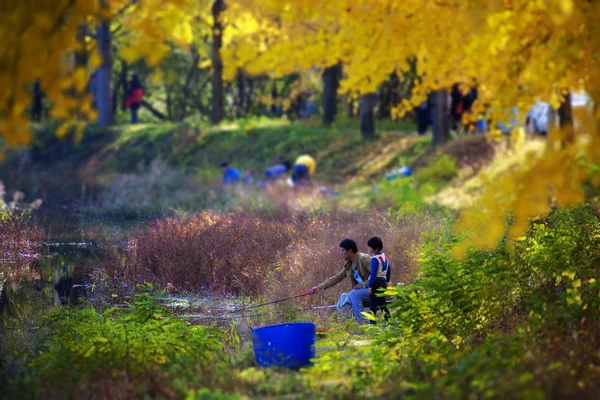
0;181;44;287
369;177;454;218
110;211;298;295
104;209;447;303
413;153;458;187
13;284;230;399
303;205;600;398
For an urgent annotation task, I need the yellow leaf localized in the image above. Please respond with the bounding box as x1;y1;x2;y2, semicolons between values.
56;123;70;138
88;51;102;70
198;59;212;69
151;70;163;85
120;46;140;63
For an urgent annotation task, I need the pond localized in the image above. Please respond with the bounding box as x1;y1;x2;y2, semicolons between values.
1;209;333;337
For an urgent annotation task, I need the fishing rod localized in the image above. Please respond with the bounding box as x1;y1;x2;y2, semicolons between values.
182;304;339;322
227;290;314;314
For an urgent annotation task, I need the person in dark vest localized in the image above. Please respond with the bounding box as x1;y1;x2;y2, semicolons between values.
366;236;391;324
415;100;431;135
450;83;465;132
126;74;144;124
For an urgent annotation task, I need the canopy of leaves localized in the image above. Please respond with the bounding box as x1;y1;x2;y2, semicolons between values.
1;0;599;251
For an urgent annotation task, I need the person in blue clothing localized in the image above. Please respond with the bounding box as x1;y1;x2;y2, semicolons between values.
264;161;291;183
367;236;391;324
414;100;431;135
220;161;240;185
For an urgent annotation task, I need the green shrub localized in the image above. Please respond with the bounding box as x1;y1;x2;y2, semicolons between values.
370;177;453;219
304;205;600;398
414;153;458;187
21;283;230;399
371;178;425;215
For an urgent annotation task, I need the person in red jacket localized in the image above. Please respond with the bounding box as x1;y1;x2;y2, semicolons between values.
125;74;144;124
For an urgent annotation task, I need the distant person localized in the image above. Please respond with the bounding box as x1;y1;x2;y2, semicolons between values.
220;161;240;185
31;81;44;122
451;83;477;133
299;100;319;119
242;169;254;187
264;161;291;183
526;101;551;136
450;83;465;131
270;87;283;117
307;238;372;323
414;100;430;135
292;154;316;187
126;74;144;124
366;236;391;324
497;106;520;134
462;86;478;133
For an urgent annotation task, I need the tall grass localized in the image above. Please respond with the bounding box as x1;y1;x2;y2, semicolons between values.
0;182;45;287
105;208;447;303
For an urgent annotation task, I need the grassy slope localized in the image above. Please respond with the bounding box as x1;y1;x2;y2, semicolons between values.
2;116;500;214
96;117;427;185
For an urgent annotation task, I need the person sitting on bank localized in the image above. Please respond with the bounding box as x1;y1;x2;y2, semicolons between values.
220;161;240;185
307;238;372;323
292;154;316;187
366;236;391;324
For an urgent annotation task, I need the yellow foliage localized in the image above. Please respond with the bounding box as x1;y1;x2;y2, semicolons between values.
1;0;600;257
220;1;598;128
1;0;200;149
219;0;600;254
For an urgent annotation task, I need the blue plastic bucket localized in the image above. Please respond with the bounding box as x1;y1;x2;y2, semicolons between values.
251;322;316;370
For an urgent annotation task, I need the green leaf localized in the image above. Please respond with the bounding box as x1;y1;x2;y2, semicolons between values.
83;345;96;358
518;372;534;385
361;312;377;321
561;270;576;280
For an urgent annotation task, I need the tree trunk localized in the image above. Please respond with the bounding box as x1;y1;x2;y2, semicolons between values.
377;86;390;119
245;77;254;115
0;279;10;324
211;0;225;124
95;17;113;126
558;91;574;143
179;46;199;120
166;84;173;120
432;89;450;148
112;79;120;116
75;25;88;67
377;74;399;119
558;92;573;128
322;64;340;124
236;71;245;118
270;83;281;117
343;95;354;118
359;93;377;140
120;59;128;111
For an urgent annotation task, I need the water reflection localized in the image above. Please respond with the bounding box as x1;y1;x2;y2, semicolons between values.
0;243;100;331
